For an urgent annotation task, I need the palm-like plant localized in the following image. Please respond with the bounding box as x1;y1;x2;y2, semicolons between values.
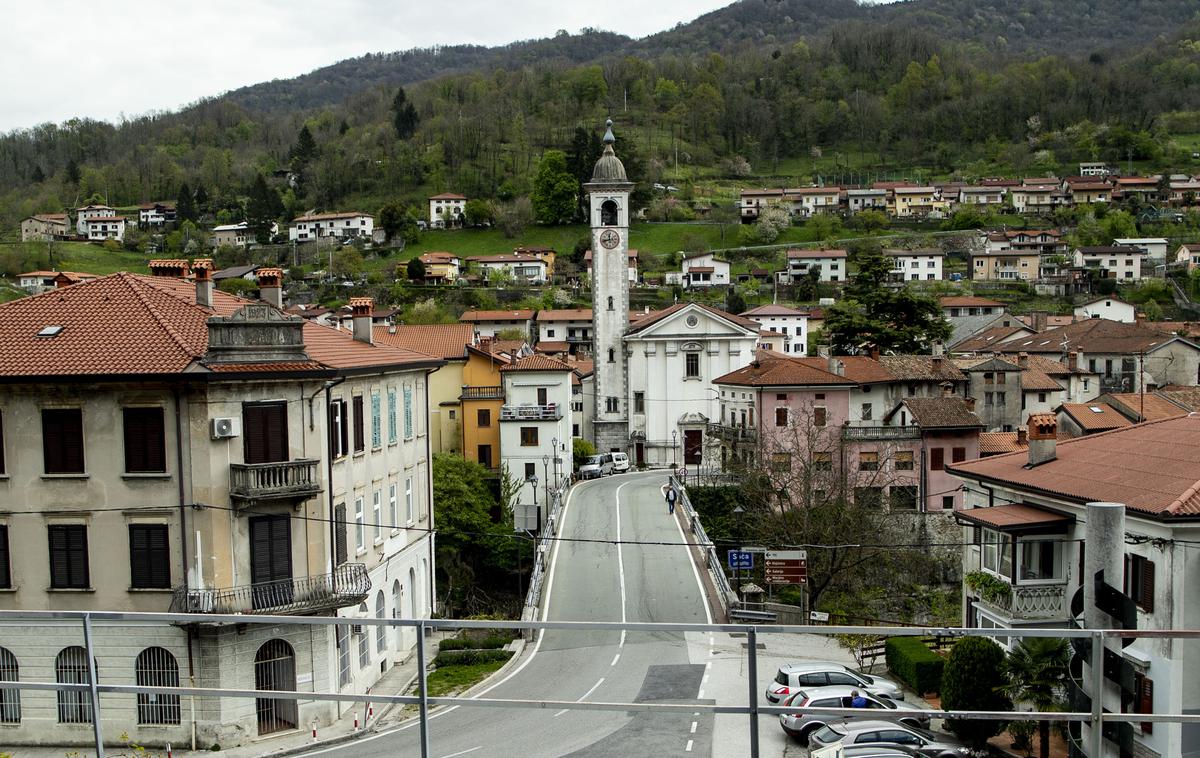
1002;637;1070;758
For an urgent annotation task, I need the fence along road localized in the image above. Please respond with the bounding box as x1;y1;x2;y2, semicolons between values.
315;469;718;757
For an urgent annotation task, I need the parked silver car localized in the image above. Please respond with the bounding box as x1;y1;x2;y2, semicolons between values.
809;720;972;758
578;454;613;479
779;685;929;742
766;662;905;703
811;745;924;758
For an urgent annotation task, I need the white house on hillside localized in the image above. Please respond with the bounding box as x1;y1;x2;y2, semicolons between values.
288;212;374;241
682;252;730;288
887;248;944;282
75;203;115;231
80;215;128;241
1073;297;1137;323
428;193;467;228
1073;245;1146;281
740;304;809;354
782;249;847;283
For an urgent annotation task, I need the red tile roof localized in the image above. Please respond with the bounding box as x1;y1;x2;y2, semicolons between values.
458;309;534;322
500;354;573;372
741;304;810;317
625;302;761;335
534;341;569;354
0;272;438;378
1098;393;1188;423
878;355;966;381
957;503;1073;530
893;397;982;428
536;308;593;322
371;323;474;360
1020;369;1063;392
786;248;847;259
292;211;372;222
979;431;1026;455
713;351;855;387
1059;402;1132;432
950;415;1200;518
428;193;466;200
939;296;1005;308
951;325;1033;352
1001;319;1184;355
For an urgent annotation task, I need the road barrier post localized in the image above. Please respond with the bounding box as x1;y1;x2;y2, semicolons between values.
747;625;760;758
82;612;106;758
417;619;431;758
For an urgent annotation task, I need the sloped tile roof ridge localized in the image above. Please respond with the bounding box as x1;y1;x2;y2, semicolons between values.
124;273;208;357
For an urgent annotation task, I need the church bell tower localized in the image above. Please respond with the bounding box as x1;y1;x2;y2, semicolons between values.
585;119;634;454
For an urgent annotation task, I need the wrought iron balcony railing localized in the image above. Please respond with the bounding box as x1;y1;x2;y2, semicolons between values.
169;563;371;616
460;385;504;400
706;422;758;442
500;404;561;421
229;459;321;503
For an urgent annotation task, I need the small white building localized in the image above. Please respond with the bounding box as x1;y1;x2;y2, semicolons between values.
75;203;115;231
212;222;277;248
1074;297;1138;324
782;248;847;283
846;188;887;212
428;193;467;228
1113;238;1169;263
786;187;842;217
288;212;374;242
584;249;638;283
138;203;176;227
1175;244;1200;271
458;308;535;339
739;188;784;221
1079;161;1110;177
20;213;70;241
466;254;547;284
740;304;809;354
499;355;574;525
1073;245;1146;281
957;186;1007;207
535;308;593;350
681;252;730;288
887;248;944;282
80;215;128;241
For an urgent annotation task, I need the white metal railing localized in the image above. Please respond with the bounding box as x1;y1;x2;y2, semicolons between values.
500;404;561;421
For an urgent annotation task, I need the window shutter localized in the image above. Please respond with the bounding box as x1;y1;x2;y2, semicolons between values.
129;525;170;589
1141;559;1155;613
334;504;348;566
952;446;966;463
0;525;9;588
1140;676;1153;733
404;387;413;438
0;410;5;474
43;409;84;474
930;448;945;471
371;393;381;448
388;390;397;444
353;396;365;452
124;408;166;473
49;525;88;589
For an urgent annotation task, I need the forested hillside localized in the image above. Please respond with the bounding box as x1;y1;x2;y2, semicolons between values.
2;0;1200;231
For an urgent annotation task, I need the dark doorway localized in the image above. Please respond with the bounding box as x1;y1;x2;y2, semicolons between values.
635;442;645;467
684;430;703;465
478;444;493;468
250;515;293;610
244;402;288;464
254;640;298;734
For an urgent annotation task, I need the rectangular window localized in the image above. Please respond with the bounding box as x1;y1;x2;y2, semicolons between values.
952;447;966;463
334;504;347;565
0;410;4;474
43;408;84;474
405;478;414;523
775;407;788;427
477;408;491;427
520;427;538;446
354;497;364;551
388;390;397;443
854;487;883;507
48;524;88;589
858;451;878;471
814;407;827;427
813;452;832;471
373;490;382;541
942;495;955;510
330;399;348;457
0;525;10;589
371;392;382;449
478;444;492;468
985;392;994;407
890;486;918;510
1125;554;1155;612
123;407;166;473
861;403;872;421
634;392;645;414
606;397;619;413
524;462;536;480
685;353;699;378
1131;673;1154;734
771;452;790;472
388;484;398;530
537;387;548;406
352;396;365;452
931;448;945;470
403;386;413;439
128;524;170;589
895;451;914;470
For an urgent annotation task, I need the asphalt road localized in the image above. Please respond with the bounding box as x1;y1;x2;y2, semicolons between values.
309;470;717;758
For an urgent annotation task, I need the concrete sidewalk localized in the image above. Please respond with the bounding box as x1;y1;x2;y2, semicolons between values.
10;632;452;758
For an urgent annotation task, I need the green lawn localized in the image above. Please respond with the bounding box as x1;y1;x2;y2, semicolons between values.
420;659;508;698
5;241;151;276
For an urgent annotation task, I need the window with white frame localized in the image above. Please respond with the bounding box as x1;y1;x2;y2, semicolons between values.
405;477;414;524
355;496;365;551
388;483;398;531
373;490;382;541
980;528;1013;578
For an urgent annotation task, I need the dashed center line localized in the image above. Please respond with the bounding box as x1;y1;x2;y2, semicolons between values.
685;739;694;752
690;721;698;734
610;653;620;666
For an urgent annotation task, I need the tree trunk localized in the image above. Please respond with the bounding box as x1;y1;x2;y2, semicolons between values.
1038;719;1050;758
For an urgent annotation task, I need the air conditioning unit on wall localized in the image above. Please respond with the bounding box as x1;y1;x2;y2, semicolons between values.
211;417;241;439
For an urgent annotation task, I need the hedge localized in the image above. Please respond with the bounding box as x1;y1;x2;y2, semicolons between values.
439;635;512;652
433;649;514;667
885;637;944;695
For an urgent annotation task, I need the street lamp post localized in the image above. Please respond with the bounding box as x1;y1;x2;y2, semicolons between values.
541;455;550;524
529;474;540;533
732;505;745;599
550;437;559;490
672;429;678;469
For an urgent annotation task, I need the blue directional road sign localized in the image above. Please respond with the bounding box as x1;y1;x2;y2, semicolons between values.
727;550;754;570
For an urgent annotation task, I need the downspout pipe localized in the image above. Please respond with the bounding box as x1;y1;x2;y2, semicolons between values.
424;368;437;617
323;376;347;568
173;385;196;750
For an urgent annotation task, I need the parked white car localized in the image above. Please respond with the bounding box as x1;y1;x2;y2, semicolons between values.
611;452;630;473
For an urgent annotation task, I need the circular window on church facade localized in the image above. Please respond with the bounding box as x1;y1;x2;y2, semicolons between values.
686;315;698;328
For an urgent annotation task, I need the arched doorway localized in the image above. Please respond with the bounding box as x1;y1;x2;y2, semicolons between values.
392;579;404;651
254;639;297;734
408;567;418;619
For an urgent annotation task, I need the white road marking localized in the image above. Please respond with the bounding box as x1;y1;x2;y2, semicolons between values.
438;748;482;758
669;482;715;658
611;653;620;666
690;721;698;734
554;677;607;717
698;688;705;698
685;739;694;752
614;481;630;626
702;674;709;684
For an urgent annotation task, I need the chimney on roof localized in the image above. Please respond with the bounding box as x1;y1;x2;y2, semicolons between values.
1031;311;1048;332
931;341;945;357
869;345;881;360
1017;426;1028;446
148;259;190;278
817;344;831;359
192;258;213;308
828;356;844;376
1027;413;1058;467
941;381;954;398
1017;351;1029;369
931;354;944;371
350;297;374;345
257;268;283;309
964;396;976;412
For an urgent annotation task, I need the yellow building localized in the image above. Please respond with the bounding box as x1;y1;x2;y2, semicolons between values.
374;323;475;453
970;251;1041;281
417;252;461;283
461;344;510;469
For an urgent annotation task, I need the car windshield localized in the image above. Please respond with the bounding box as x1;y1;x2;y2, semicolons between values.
858;673;875;683
583;456;601;465
878;696;897;709
775;671;789;686
814;725;844;743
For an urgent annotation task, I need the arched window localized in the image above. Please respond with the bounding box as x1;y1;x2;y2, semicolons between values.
600;200;618;226
0;647;19;724
607;296;614;311
254;639;297;734
357;601;370;668
55;646;94;724
608;348;615;363
409;567;418;619
135;647;180;725
375;590;387;653
392;579;404;650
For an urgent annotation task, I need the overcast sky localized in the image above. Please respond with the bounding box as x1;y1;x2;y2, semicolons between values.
1;1;735;133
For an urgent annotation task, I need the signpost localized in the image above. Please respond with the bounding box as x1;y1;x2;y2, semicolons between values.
727;550;754;570
764;550;807;585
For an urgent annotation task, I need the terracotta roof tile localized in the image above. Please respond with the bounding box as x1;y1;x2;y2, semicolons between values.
893;397;982;428
371;323;474;360
1098;393;1189;422
1059;402;1132;431
713;352;855;387
786;248;847;259
536;308;592;321
741;304;810;317
939;296;1005;308
957;503;1073;530
1020;369;1063;392
625;302;760;334
500;354;573;372
979;431;1026;455
458;309;534;322
1157;386;1200;411
949;415;1200;518
950;325;1031;352
878;355;966;381
534;341;569;353
1001;319;1184;355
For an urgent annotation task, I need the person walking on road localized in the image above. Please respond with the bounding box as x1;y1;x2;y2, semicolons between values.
665;483;678;515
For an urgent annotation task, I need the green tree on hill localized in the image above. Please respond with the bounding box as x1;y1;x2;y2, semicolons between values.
391;87;419;140
531;150;578;225
176;182;196;222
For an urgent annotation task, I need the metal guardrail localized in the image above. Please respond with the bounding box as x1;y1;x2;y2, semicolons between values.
521;478;569;621
229;459;321;502
169;563;370;615
671;475;735;615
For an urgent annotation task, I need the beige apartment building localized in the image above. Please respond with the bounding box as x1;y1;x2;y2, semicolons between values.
0;261;442;749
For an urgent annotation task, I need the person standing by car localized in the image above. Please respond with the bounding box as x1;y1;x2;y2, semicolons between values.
665;482;678;514
850;690;869;708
